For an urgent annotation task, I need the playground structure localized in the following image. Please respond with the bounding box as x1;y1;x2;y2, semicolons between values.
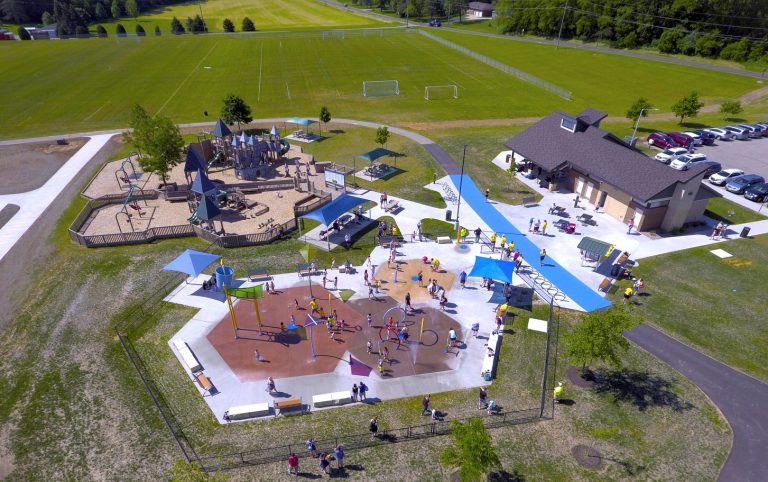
115;184;150;233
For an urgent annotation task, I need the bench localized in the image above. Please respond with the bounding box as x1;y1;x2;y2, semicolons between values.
481;326;503;380
522;196;537;207
312;391;353;408
274;398;304;415
598;277;612;292
227;402;271;420
382;200;400;212
298;263;316;277
172;339;202;373
436;236;452;244
616;252;629;265
195;373;214;393
248;268;269;281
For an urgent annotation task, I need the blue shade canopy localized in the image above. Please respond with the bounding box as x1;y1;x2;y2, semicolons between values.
468;256;516;284
299;193;367;226
184;148;206;172
191;169;217;195
270;125;279;136
287;117;314;127
195;194;221;221
212;118;232;138
162;249;220;277
357;148;395;163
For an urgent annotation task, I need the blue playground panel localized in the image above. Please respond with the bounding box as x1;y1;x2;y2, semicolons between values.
450;175;611;312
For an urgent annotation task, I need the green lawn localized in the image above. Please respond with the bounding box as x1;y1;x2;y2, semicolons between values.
704;197;767;225
429;29;761;116
611;235;768;382
99;0;387;34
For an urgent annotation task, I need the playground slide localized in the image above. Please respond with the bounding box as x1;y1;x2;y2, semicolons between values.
280;139;290;156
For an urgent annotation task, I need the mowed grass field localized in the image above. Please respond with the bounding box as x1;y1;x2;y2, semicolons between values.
0;29;566;139
100;0;386;34
431;29;761;114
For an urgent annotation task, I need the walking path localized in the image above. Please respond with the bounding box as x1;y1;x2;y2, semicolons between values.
625;324;768;482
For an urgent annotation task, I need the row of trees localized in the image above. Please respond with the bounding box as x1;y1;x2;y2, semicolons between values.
494;0;768;64
626;92;743;125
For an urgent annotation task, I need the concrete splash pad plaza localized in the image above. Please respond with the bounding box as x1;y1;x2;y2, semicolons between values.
166;244;508;423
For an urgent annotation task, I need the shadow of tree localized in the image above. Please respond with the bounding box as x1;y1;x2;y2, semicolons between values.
589;368;694;412
487;469;526;481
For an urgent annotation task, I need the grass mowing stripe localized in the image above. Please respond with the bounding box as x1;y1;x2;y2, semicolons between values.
258;42;263;102
155;41;219;116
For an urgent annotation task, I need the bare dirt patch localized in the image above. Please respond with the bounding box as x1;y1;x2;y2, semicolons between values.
0;138;86;194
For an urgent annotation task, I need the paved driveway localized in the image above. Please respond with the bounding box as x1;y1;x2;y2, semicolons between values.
696;136;768;179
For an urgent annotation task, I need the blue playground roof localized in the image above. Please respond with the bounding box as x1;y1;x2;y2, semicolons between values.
212;118;232;138
468;256;516;284
191;169;217;195
195;194;221;221
357;148;395;163
162;249;220;277
299;193;367;226
184;148;206;172
287;117;314;127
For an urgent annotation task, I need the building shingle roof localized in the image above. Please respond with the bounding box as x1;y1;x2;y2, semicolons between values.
505;110;708;202
468;2;495;11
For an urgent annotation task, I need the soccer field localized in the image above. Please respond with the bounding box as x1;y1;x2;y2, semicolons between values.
0;29;566;139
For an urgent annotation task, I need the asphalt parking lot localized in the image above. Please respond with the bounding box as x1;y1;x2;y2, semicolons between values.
696;136;768;179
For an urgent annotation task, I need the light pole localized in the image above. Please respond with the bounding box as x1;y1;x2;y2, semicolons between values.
631;108;659;145
455;145;467;244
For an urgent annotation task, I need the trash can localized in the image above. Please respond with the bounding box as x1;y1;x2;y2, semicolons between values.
611;263;621;277
445;209;452;221
215;265;234;291
740;226;751;238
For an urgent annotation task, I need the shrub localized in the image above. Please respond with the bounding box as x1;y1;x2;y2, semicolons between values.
170;16;184;34
242;17;255;32
136;24;145;36
116;23;126;36
223;18;234;33
96;25;108;37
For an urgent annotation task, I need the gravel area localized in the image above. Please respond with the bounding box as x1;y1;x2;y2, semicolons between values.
0;138;86;194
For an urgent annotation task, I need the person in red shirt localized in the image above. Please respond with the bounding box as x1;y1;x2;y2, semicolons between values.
287;453;299;475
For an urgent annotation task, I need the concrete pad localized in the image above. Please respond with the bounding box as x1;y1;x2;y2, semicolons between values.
527;318;548;333
710;249;733;259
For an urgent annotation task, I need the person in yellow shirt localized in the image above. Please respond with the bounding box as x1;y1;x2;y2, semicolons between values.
554;382;564;403
623;287;633;304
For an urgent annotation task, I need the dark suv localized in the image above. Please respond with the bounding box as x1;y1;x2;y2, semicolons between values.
428;19;442;27
726;174;765;194
647;132;678;149
744;182;768;202
692;130;716;145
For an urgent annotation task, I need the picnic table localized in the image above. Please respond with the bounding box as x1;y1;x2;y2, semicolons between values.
577;213;596;226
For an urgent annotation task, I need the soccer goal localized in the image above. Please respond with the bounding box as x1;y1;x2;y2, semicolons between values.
424;85;458;100
363;80;400;97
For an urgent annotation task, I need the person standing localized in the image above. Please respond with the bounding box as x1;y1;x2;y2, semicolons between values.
574;195;580;208
540;249;547;265
405;292;412;312
352;383;359;401
287;453;299;475
359;381;368;400
554;382;565;403
515;256;524;273
541;220;548;235
422;394;431;415
459;270;467;289
448;328;457;347
266;377;276;393
363;269;369;286
417;220;423;241
368;417;379;439
474;226;482;243
623;286;633;304
306;438;317;458
344;233;351;250
485;189;490;202
478;387;488;409
528;217;534;232
319;453;330;475
490;232;497;252
418;271;423;287
333;445;345;470
627;217;635;234
367;313;373;327
333;276;338;291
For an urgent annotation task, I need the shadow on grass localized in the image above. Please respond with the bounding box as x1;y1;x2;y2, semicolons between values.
588;368;694;412
488;469;526;481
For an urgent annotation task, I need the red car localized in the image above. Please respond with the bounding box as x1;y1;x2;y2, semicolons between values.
647;132;678;149
667;132;694;148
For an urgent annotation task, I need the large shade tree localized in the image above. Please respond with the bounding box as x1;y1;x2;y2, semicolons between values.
566;307;638;372
124;104;185;184
220;94;253;133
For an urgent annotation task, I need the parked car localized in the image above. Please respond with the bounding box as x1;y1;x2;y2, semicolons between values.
755;122;768;136
647;132;678;149
746;124;767;137
738;124;762;139
744;182;768;202
704;127;734;141
692;130;716;145
428;18;442;27
670;153;707;170
683;131;703;146
725;126;749;140
654;147;689;164
701;161;722;178
709;168;745;185
726;174;765;193
667;132;694;147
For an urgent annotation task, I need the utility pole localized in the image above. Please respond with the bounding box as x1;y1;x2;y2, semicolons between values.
556;0;569;49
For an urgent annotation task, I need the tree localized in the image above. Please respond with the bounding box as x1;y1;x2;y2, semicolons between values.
125;105;184;184
625;97;653;122
319;106;331;134
719;100;742;119
656;27;684;54
185;16;193;32
170;16;184;34
110;0;120;19
18;26;31;40
242;17;255;32
116;23;126;35
506;159;517;190
190;14;205;33
439;418;501;482
124;104;152;154
566;307;638;371
671;91;704;124
220;94;253;132
75;25;89;36
96;25;107;37
695;32;723;58
125;0;138;18
41;10;54;25
222;18;234;33
154;25;161;36
135;24;145;36
375;126;390;148
719;39;750;62
94;2;106;20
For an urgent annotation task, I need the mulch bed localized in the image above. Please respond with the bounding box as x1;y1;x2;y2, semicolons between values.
571;444;602;469
567;366;596;389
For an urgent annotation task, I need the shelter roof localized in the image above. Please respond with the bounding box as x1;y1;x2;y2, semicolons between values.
299;193;367;226
161;249;220;277
357;148;396;163
467;256;516;283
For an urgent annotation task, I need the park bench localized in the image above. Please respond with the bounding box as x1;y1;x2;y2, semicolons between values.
616;252;629;265
195;373;214;395
227;403;271;420
436;236;452;244
297;263;316;277
598;277;612;292
172;339;202;373
274;398;304;415
382;200;400;213
481;326;503;381
312;391;353;408
522;196;537;207
248;268;269;281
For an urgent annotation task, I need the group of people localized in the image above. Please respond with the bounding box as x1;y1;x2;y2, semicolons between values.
710;221;729;240
622;277;646;303
528;217;548;235
291;441;346;476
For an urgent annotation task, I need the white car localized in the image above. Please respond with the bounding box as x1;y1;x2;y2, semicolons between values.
654;147;689;164
670;153;707;170
683;131;703;146
709;168;745;186
705;128;734;140
725;126;749;140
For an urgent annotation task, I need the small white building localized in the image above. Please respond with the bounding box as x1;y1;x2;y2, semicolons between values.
467;2;494;18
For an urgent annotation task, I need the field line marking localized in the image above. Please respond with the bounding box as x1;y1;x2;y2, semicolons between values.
156;42;218;116
258;42;264;103
83;102;110;122
285;82;292;101
449;79;465;90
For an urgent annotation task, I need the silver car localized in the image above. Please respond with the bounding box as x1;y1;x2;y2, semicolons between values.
725;126;749;140
705;128;734;140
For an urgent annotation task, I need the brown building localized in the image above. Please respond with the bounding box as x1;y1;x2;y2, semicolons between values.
505;109;719;232
467;2;495;18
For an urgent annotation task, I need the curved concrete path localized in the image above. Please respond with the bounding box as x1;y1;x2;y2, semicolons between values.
625;324;768;482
